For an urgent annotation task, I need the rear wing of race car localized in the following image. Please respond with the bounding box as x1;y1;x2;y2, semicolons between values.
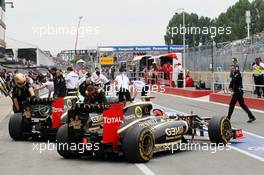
66;103;112;126
67;103;125;150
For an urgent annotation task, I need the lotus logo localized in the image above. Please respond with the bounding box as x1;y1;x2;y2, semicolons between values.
66;99;73;108
135;106;143;118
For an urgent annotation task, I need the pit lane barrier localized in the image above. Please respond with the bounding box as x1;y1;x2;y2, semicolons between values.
210;82;264;111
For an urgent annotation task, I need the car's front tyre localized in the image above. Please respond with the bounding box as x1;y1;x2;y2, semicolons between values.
208;116;232;144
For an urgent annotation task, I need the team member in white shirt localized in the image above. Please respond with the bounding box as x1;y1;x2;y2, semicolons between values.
35;79;54;98
65;67;79;96
91;67;110;91
115;68;132;103
78;72;91;87
91;67;100;85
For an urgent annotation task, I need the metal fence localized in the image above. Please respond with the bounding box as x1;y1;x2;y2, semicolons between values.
186;35;264;72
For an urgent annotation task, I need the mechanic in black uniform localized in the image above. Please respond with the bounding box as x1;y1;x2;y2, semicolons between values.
12;73;35;113
227;65;256;123
50;67;66;98
79;77;106;104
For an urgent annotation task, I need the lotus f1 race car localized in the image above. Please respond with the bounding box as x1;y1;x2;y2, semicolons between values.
56;100;243;162
8;96;78;140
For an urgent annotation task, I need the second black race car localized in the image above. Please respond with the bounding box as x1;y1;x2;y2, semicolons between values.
56;100;242;162
8;96;78;140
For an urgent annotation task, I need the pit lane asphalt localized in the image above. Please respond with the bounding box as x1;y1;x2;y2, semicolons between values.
0;93;263;175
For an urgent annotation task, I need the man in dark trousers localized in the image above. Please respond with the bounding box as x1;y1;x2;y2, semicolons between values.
227;65;256;123
50;67;66;98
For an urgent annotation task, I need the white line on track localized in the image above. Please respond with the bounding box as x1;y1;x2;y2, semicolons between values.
244;131;264;139
229;146;264;162
135;164;156;175
153;92;264;114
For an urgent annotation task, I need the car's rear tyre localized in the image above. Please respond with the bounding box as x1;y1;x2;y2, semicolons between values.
56;124;81;159
208;116;232;144
8;113;29;141
122;127;155;163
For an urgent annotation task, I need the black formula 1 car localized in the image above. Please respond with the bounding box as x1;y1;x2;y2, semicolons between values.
8;96;78;141
56;101;242;162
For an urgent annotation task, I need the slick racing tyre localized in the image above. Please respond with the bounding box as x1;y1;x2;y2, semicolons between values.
208;116;232;144
56;124;81;159
122;126;155;163
8;113;29;141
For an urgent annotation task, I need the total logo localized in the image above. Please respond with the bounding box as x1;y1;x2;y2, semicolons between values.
52;107;64;113
102;117;124;124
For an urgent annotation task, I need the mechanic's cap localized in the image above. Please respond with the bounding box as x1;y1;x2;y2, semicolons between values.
14;73;26;87
232;57;238;63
